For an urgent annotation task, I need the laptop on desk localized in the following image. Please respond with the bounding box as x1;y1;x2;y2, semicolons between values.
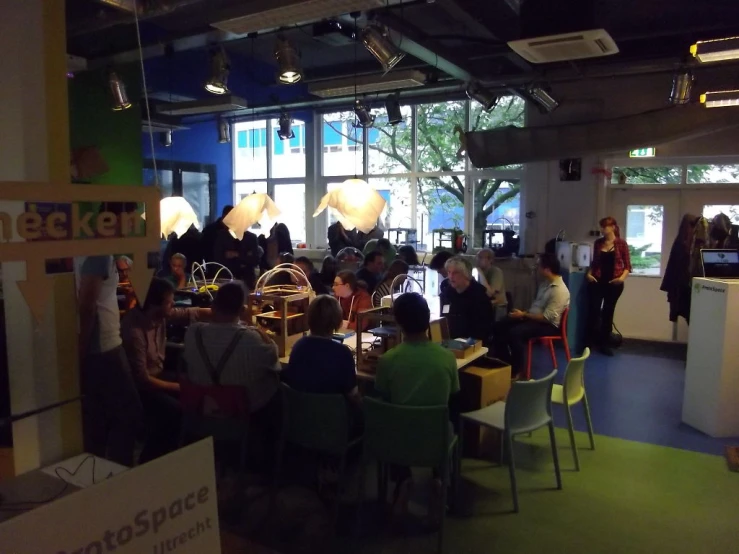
700;249;739;279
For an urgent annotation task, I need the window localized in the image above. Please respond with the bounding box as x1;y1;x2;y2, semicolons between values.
322;112;363;177
473;178;521;247
611;167;682;184
418;177;465;250
703;204;739;223
233;121;268;180
274;183;306;244
626;205;663;276
271;118;306;178
367;106;412;175
144;160;215;228
416;102;466;173
687;164;739;183
369;178;413;231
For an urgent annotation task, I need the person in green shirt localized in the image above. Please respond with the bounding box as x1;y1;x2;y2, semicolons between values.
363;237;397;267
375;292;459;526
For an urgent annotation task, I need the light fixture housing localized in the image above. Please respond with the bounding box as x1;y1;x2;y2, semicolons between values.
218;118;231;143
275;37;302;84
353;99;375;128
308;69;427;98
277;112;295;140
669;68;694;105
108;71;132;111
385;93;403;125
361;25;405;73
526;85;559;113
160;130;172;147
205;49;230;95
466;81;498;112
699;90;739;108
691;36;739;63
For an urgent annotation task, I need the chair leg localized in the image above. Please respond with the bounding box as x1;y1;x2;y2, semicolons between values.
506;432;519;513
438;461;449;554
582;394;596;450
564;404;580;471
548;340;557;369
333;454;347;532
548;422;562;490
526;340;533;380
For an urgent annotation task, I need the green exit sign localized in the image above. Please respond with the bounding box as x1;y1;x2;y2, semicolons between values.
629;147;656;158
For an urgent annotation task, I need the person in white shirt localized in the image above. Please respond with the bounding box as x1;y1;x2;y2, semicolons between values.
476;248;506;306
491;254;570;378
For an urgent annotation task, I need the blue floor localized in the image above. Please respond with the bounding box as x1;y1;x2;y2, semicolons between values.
528;343;739;456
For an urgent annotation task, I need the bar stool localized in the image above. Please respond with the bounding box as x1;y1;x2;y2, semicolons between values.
525;308;571;380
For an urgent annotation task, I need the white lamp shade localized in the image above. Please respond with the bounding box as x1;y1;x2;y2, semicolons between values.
142;196;200;238
313;179;386;233
224;193;281;238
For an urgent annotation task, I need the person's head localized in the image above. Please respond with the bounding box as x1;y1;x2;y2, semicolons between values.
307;295;343;337
221;205;234;219
393;292;430;336
143;277;175;320
279;252;295;265
429;251;453;278
397;245;419;266
321;255;338;277
364;251;385;274
476;248;495;271
170;253;187;277
445;256;472;293
212;281;246;322
295;256;314;278
538;253;562;280
116;256;132;282
599;216;620;239
333;270;359;299
383;259;409;285
377;238;392;253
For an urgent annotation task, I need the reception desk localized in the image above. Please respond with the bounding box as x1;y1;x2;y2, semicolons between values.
682;278;739;437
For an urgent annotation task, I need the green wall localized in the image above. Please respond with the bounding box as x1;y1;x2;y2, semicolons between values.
68;65;142;186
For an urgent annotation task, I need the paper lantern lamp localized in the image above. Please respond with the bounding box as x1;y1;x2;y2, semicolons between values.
142;196;200;238
313;179;386;233
224;193;281;238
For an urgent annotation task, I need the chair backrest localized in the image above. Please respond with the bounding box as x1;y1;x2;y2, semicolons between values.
362;397;451;468
560;307;570;338
505;370;557;434
280;383;352;456
562;347;591;402
179;379;250;441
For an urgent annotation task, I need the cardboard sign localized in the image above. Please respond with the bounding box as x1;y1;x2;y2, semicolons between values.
0;439;221;554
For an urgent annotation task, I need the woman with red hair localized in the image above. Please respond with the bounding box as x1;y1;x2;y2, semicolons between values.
586;216;632;355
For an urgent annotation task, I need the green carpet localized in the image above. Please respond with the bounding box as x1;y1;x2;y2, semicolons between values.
346;428;739;554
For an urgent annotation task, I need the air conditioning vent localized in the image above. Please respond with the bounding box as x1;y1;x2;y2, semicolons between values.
211;0;385;35
508;29;619;64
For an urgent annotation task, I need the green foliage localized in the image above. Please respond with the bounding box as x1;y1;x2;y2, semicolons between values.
628;243;661;270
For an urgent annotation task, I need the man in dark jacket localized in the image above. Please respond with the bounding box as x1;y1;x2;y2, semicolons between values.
439;256;493;341
201;205;233;263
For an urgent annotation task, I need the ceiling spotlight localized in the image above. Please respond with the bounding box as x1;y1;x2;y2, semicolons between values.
160;130;172;147
691;36;739;63
275;37;302;84
385;93;403;125
218;118;231;143
669;68;694;105
277;113;295;140
353;99;375;128
361;25;405;73
699;90;739;108
526;85;560;113
205;48;230;95
108;71;131;111
466;81;498;112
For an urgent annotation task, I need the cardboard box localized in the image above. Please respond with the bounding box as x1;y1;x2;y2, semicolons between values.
459;358;512;458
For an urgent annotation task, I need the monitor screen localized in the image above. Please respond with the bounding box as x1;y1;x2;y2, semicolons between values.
701;250;739;278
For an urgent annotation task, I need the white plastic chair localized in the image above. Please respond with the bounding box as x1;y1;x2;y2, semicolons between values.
551;348;595;471
460;370;561;513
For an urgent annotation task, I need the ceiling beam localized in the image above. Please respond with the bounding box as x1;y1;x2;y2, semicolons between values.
447;0;521;43
373;11;474;82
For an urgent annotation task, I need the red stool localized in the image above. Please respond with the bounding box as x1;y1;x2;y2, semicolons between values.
525;308;571;380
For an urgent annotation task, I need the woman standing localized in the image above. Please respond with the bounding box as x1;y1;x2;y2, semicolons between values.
586;216;632;355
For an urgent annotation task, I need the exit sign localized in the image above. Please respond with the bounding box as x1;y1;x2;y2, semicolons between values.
629;147;656;158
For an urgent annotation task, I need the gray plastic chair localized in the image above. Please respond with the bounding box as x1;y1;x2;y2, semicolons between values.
552;347;595;471
460;370;561;513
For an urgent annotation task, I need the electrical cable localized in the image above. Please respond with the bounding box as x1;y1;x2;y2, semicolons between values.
133;0;158;186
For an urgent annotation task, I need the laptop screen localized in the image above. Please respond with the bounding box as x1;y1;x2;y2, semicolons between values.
701;249;739;278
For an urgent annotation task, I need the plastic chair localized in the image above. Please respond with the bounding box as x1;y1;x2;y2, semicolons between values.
460;370;561;513
551;347;595;471
359;397;459;554
275;383;362;531
525;307;571;380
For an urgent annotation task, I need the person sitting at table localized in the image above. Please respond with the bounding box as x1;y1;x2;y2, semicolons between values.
363;237;397;267
320;255;338;292
397;245;419;266
183;282;282;458
439;256;493;340
491;253;570;378
162;252;190;289
266;252;296;287
283;295;359;403
295;256;330;295
372;259;409;307
429;251;453;295
121;278;211;463
375;292;459;525
116;255;137;312
476;248;506;306
332;270;373;332
355;251;385;294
